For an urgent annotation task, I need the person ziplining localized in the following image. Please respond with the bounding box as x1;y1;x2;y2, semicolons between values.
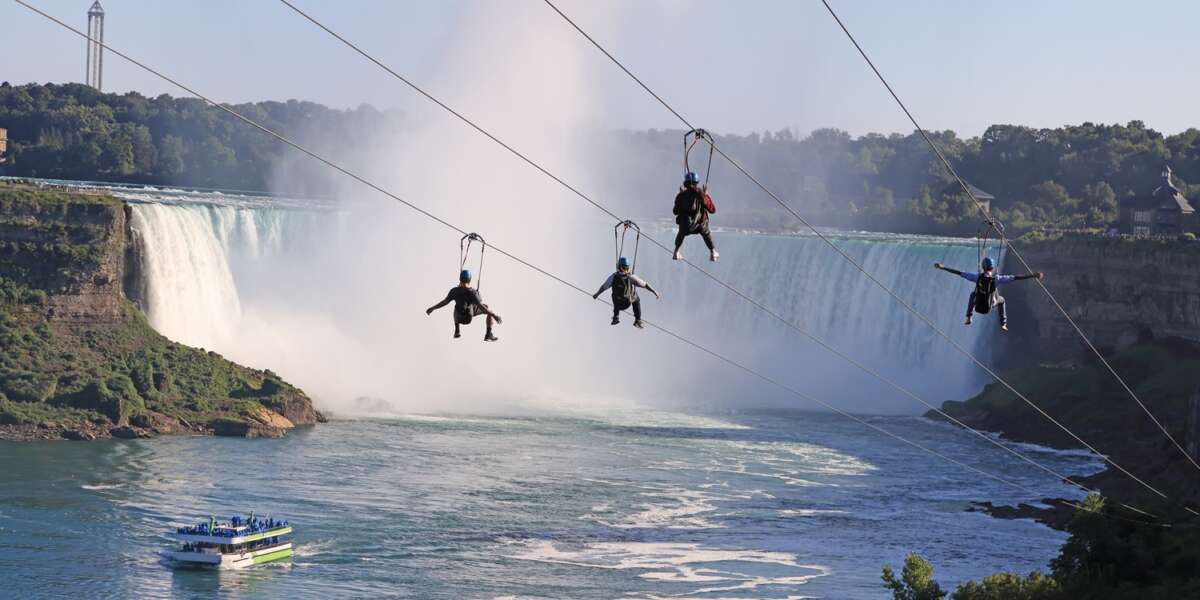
934;256;1042;332
595;221;660;329
673;129;719;262
426;233;502;341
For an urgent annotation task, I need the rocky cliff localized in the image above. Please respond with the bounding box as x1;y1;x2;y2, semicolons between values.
0;183;323;441
1002;234;1200;366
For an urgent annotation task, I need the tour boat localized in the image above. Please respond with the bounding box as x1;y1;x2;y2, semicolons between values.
167;515;293;569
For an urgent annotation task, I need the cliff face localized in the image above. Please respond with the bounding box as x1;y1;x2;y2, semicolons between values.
1003;235;1200;365
0;183;322;441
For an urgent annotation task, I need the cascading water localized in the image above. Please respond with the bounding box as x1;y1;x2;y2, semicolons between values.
126;194;1002;415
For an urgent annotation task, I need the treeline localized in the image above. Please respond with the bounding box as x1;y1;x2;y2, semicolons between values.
0;82;401;194
613;123;1200;235
4;83;1200;234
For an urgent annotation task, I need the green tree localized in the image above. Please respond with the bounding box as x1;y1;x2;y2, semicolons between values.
951;571;1062;600
882;553;947;600
1079;182;1117;225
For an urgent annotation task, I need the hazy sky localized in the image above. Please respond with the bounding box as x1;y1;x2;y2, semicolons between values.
3;0;1198;138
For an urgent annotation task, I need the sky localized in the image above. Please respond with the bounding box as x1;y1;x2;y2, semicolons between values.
3;0;1199;138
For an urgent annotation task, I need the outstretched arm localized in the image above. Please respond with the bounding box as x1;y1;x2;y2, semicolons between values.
999;272;1044;284
631;274;661;299
593;274;615;299
934;263;979;282
426;293;452;315
934;263;965;276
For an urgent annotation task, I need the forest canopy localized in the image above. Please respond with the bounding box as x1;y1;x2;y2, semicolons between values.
3;82;1199;234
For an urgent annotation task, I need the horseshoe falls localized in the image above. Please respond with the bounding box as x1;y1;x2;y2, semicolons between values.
121;190;1001;416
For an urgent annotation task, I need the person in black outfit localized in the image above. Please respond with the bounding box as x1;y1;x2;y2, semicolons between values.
426;269;502;341
672;171;718;261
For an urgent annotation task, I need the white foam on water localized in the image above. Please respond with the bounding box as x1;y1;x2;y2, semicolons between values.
778;509;849;517
506;539;829;599
78;482;123;492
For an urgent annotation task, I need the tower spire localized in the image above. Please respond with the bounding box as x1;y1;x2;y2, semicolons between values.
86;1;105;91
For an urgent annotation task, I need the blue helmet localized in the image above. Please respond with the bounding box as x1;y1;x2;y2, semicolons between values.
460;269;471;282
684;171;700;184
617;257;630;269
981;256;994;270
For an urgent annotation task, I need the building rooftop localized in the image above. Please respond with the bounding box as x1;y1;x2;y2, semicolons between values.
1121;166;1195;214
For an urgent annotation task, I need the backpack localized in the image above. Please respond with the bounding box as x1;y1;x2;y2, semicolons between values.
674;188;702;221
973;275;997;314
611;272;636;306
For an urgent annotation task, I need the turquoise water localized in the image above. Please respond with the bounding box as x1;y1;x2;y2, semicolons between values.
0;410;1099;599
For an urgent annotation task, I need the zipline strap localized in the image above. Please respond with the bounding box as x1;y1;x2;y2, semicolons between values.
684;128;716;187
461;232;485;290
614;220;642;273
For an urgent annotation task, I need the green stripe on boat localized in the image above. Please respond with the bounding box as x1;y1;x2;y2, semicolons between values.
252;548;294;565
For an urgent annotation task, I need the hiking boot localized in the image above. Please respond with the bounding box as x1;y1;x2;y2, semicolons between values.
1001;323;1009;332
672;249;683;261
611;316;620;325
633;320;645;329
710;249;719;262
454;331;462;339
484;332;499;342
964;315;973;326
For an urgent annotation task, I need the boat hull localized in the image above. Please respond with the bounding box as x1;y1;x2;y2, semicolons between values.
168;542;293;570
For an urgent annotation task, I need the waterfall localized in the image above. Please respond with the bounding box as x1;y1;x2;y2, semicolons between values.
128;200;1003;414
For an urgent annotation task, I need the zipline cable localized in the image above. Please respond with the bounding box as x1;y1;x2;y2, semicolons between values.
542;0;1190;509
816;0;1200;478
10;0;1163;528
270;0;1152;516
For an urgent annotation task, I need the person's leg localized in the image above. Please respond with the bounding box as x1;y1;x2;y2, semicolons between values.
673;227;687;259
965;292;976;325
611;304;620;325
997;297;1007;330
484;313;498;341
632;299;643;328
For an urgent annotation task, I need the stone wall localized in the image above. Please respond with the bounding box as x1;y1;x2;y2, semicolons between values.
1003;234;1200;363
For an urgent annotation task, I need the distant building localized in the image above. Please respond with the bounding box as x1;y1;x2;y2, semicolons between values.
940;182;994;214
1119;166;1195;237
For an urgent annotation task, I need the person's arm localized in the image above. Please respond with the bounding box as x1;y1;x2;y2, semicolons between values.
593;274;615;299
426;292;452;315
631;274;661;299
935;263;979;282
703;190;715;214
672;191;684;216
933;262;968;277
1000;272;1044;284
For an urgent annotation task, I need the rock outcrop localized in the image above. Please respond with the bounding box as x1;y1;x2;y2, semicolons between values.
0;183;322;441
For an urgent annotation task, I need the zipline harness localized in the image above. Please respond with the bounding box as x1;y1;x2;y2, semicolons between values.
460;232;486;290
684;128;715;187
614;220;642;273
